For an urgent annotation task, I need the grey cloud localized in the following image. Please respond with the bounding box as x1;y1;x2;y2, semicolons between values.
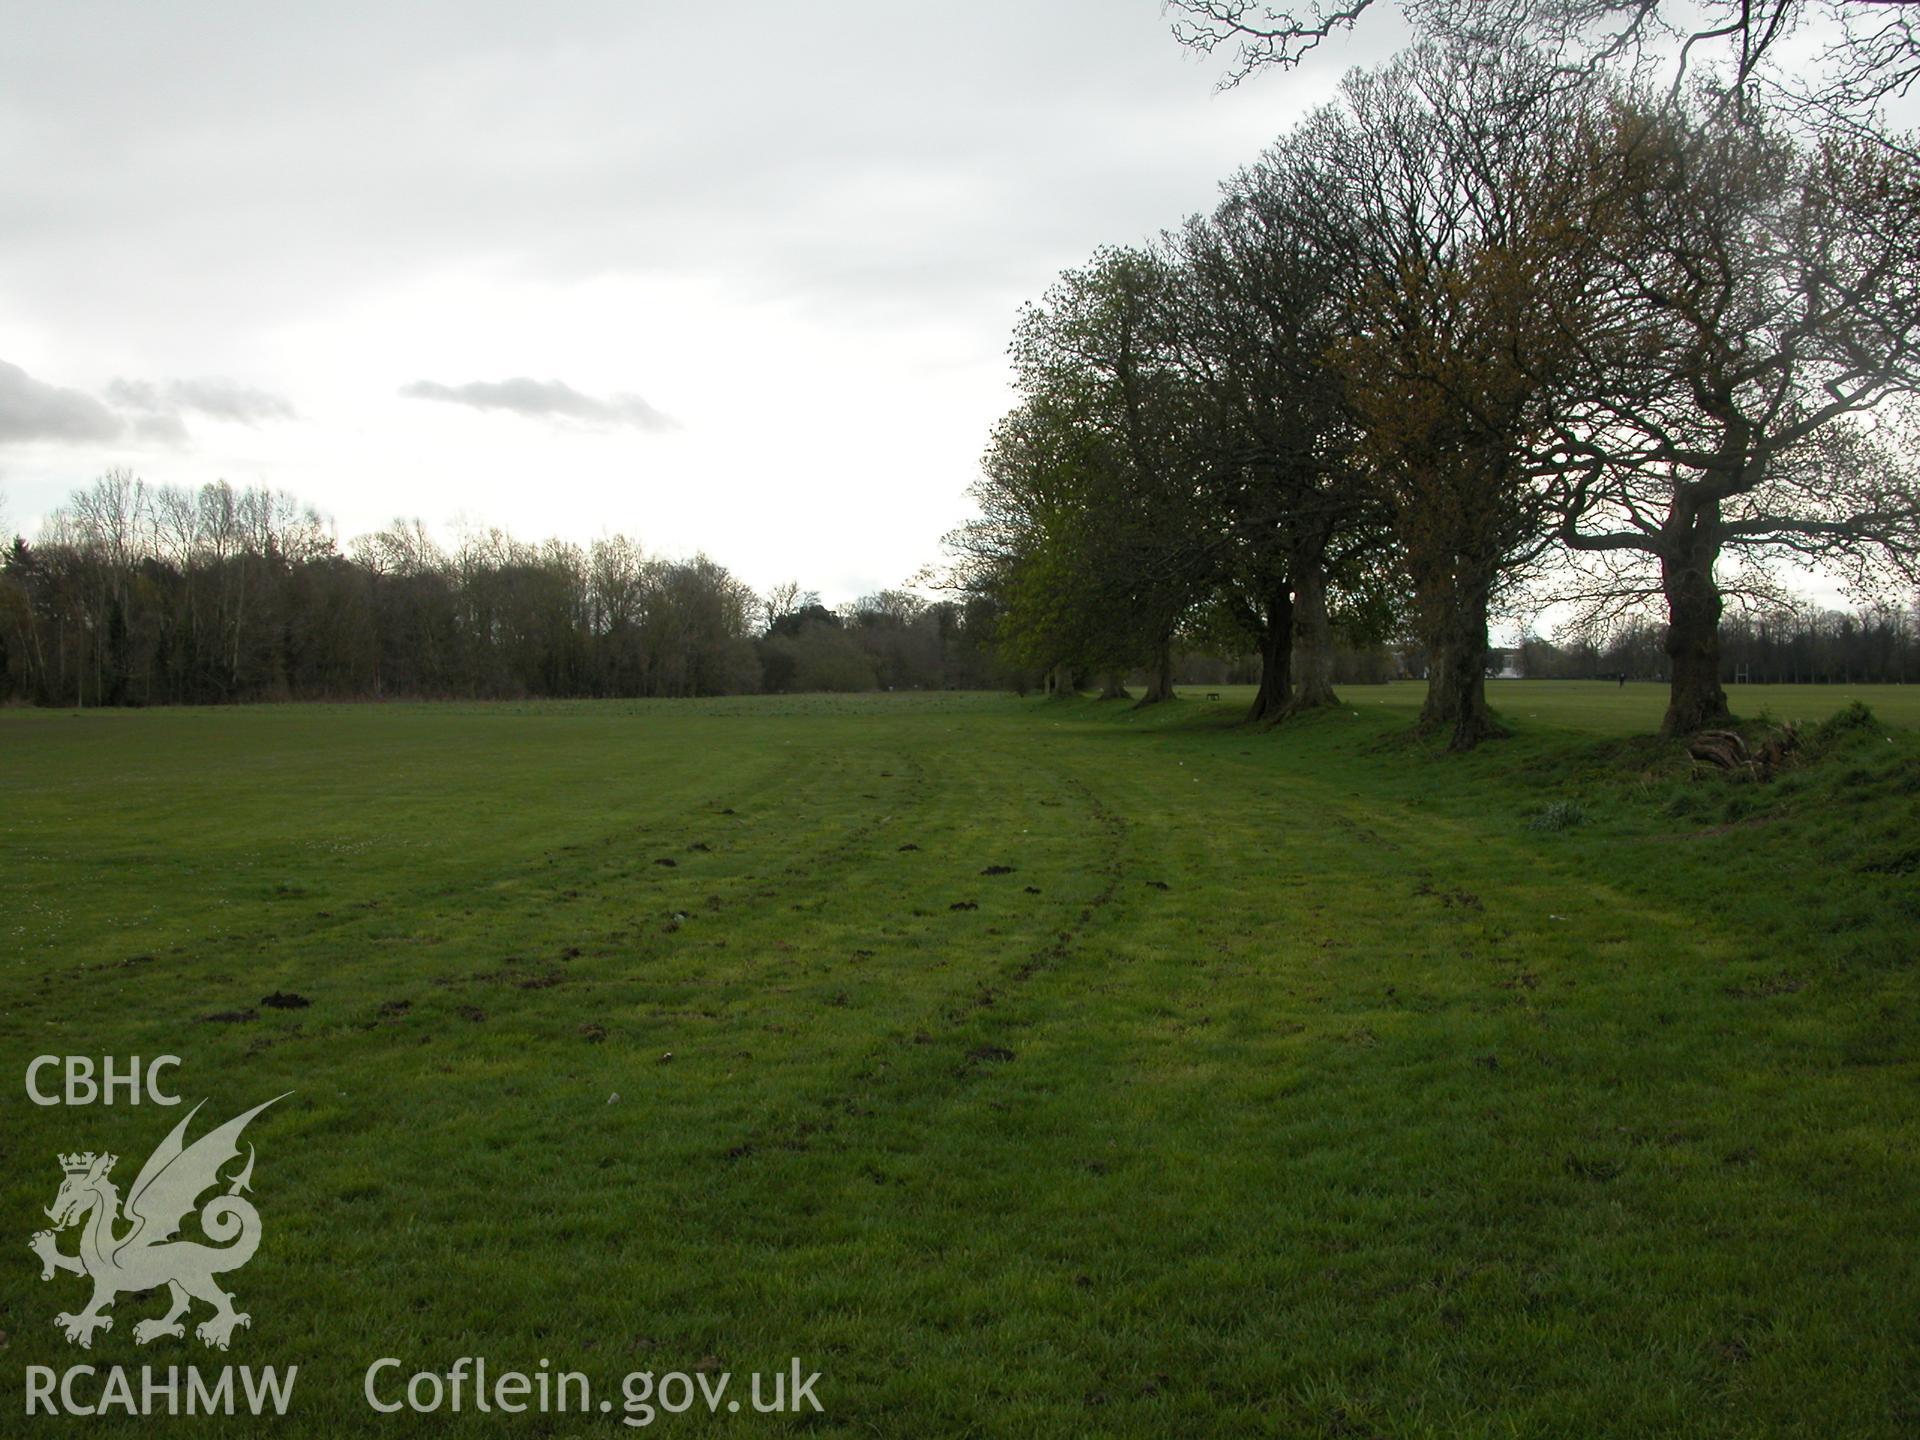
131;412;193;446
106;376;296;424
0;360;287;449
0;359;123;445
399;377;676;432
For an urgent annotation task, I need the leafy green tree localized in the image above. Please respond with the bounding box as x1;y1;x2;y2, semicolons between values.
1005;247;1220;703
1169;150;1391;722
1294;46;1608;747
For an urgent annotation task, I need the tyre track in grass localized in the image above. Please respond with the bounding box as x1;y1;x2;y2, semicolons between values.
710;737;1133;1165
5;711;802;975
20;721;935;1045
523;735;940;976
268;715;1108;1144
277;736;942;1056
15;741;822;1041
349;714;1138;1198
734;703;1260;1154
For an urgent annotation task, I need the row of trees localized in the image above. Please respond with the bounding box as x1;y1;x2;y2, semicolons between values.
4;466;1907;706
949;43;1920;744
0;472;1001;705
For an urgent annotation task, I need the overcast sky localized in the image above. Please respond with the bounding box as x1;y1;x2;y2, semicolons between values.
0;1;1418;602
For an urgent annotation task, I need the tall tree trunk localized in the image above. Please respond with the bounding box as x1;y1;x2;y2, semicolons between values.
1247;580;1293;725
1659;516;1730;736
1098;670;1131;700
1289;556;1339;713
1135;631;1176;706
1418;580;1505;750
231;574;246;690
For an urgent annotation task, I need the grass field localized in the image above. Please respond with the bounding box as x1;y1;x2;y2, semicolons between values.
2;681;1916;1436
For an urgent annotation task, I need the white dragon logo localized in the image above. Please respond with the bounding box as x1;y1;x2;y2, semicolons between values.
28;1095;287;1350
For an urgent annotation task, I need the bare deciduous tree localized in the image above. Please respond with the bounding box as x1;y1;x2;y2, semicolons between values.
1548;99;1920;732
1167;0;1920;126
759;580;819;633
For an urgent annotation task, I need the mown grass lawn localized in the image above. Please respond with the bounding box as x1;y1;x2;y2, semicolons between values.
1;682;1915;1437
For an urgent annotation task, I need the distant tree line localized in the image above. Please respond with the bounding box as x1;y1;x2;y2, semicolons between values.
0;470;1003;706
1514;606;1920;685
948;43;1920;745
